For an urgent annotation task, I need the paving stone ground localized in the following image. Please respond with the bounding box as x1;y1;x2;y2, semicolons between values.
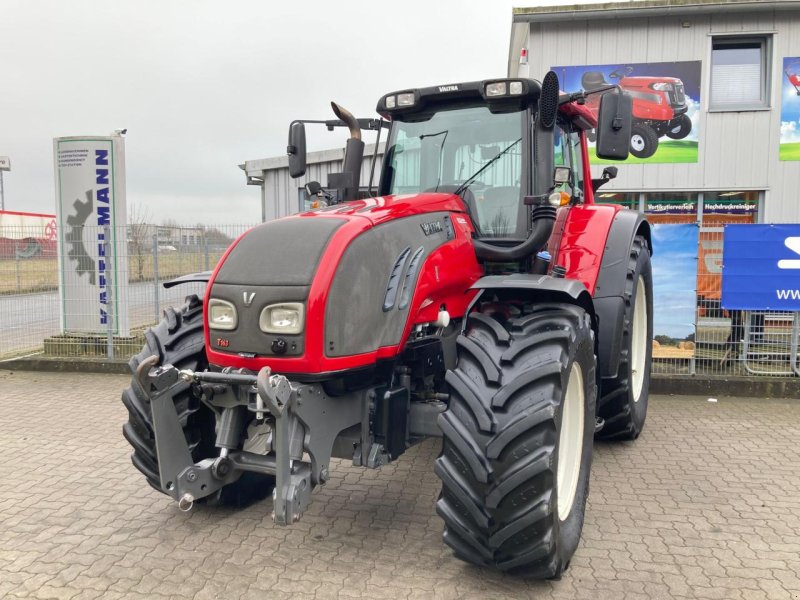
1;370;799;600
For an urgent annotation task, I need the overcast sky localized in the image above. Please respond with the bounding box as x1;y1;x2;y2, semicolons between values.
1;0;613;225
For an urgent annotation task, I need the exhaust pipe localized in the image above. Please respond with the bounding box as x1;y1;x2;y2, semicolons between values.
331;102;361;141
330;102;364;202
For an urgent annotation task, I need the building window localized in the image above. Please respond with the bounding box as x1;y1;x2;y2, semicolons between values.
710;36;771;111
594;191;639;210
645;192;698;223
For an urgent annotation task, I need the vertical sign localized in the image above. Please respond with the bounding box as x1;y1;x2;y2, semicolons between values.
54;136;129;336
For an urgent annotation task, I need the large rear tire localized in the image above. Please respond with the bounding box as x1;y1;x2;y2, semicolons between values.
436;304;597;578
121;294;274;507
597;236;653;440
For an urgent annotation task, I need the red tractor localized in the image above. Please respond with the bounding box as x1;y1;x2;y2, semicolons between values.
582;66;692;158
122;72;652;579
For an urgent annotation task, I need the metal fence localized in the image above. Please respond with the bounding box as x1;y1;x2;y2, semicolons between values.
1;222;799;378
0;223;250;360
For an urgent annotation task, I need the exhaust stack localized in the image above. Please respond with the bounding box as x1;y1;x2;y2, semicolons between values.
329;102;364;202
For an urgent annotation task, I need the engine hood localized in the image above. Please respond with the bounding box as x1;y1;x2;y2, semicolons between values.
205;192;481;376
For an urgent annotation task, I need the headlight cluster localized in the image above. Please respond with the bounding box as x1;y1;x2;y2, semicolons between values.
208;300;305;335
259;303;305;335
485;80;524;97
208;299;237;330
650;82;673;92
385;92;416;109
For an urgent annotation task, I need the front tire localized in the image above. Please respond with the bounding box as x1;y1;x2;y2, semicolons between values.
630;124;659;159
666;114;692;140
597;236;653;440
121;294;274;507
436;304;597;578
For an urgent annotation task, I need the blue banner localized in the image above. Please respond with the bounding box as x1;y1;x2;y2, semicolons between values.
722;224;800;310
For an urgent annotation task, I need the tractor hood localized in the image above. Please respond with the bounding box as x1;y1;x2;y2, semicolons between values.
205;192;482;377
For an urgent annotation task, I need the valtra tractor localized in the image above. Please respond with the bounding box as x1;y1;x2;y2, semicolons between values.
122;71;653;578
582;66;692;159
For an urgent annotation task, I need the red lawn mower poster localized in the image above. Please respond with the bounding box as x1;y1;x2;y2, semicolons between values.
781;57;800;161
551;61;701;164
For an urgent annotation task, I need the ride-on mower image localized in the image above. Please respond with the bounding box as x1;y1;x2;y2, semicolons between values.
582;66;692;158
122;71;653;578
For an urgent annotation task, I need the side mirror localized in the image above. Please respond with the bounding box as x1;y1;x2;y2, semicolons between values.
287;121;307;178
595;92;633;160
601;166;618;181
305;181;322;196
591;166;619;193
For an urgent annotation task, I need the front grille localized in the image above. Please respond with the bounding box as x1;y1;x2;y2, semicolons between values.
669;84;686;107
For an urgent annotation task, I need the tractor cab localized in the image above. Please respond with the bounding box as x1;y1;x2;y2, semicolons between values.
289;74;633;266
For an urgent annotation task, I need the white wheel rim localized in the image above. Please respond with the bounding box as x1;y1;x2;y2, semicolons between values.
631;135;645;151
671;125;681;134
557;362;584;522
631;275;648;401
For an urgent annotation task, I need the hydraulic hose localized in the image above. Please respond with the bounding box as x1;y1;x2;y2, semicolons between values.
472;204;557;262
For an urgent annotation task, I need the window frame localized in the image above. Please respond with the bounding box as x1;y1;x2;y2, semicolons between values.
708;33;772;112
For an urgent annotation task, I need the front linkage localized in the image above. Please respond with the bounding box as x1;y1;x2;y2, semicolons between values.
137;359;368;525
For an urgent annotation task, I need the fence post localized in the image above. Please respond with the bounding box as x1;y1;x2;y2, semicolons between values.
104;225;114;359
153;234;160;323
15;252;21;293
204;235;210;271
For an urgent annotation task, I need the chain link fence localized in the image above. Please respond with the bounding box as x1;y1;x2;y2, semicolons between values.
0;223;249;360
2;221;800;377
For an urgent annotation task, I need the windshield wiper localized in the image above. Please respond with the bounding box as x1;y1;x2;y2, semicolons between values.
419;130;449;192
454;137;522;196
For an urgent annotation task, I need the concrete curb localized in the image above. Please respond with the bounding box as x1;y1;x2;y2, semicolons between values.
2;355;800;398
650;374;800;398
0;356;130;374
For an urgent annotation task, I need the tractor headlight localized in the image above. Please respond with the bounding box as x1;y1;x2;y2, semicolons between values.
208;299;237;330
650;82;672;91
485;82;507;97
397;93;415;106
259;303;305;335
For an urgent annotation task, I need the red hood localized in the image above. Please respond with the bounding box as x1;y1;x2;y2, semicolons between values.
298;192;469;226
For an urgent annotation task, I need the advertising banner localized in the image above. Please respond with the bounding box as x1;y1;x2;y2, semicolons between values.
781;57;800;161
550;61;701;164
722;224;800;310
54;136;129;335
651;223;699;359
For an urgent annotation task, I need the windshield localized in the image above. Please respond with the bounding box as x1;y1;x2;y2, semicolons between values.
381;106;526;237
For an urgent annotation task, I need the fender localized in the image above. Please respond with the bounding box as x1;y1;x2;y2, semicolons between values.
593;210;651;379
468;273;596;332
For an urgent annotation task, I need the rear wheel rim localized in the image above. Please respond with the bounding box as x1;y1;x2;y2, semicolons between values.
631;275;647;401
557;363;584;521
631;134;645;152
